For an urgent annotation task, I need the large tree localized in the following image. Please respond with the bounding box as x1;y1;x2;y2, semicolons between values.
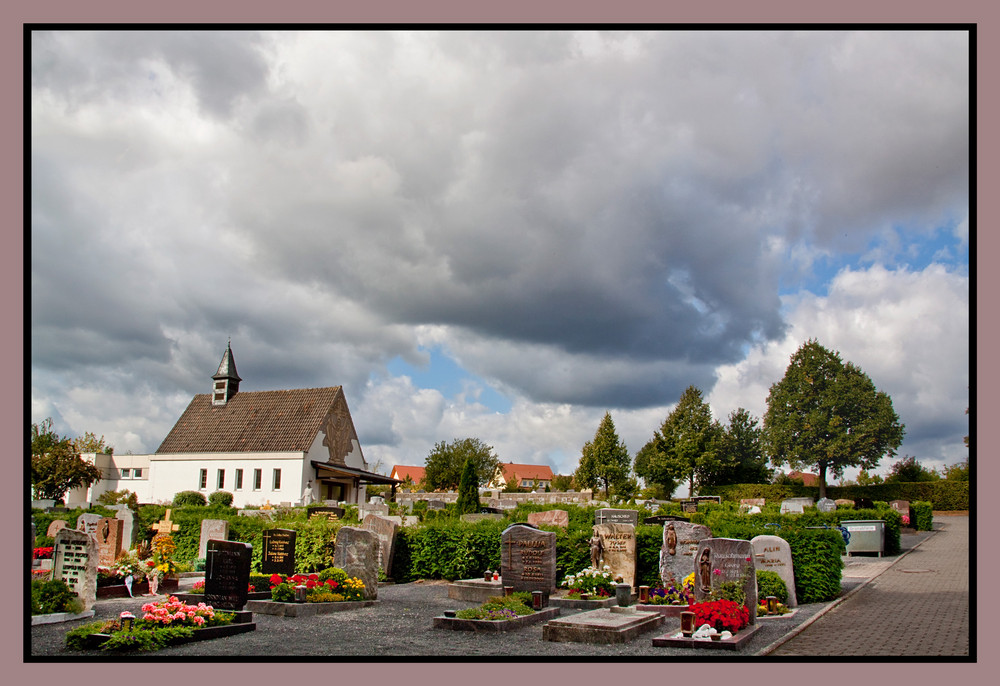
31;418;103;502
636;386;723;497
455;457;482;514
885;455;940;483
763;339;905;499
422;437;500;491
701;408;771;488
575;412;631;501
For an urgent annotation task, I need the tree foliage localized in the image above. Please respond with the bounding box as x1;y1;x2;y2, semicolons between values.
940;459;969;482
635;386;723;497
702;408;771;487
763;340;905;498
423;438;500;491
575;412;631;500
455;458;481;515
550;474;575;491
72;431;113;455
885;456;940;483
31;418;103;502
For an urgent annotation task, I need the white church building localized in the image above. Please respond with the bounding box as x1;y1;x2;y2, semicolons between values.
66;344;399;509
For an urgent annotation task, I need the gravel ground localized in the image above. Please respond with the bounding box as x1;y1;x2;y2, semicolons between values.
28;530;933;660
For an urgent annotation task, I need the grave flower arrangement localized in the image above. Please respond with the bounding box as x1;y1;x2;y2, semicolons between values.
33;546;54;560
560;565;617;598
688;598;750;634
268;572;366;602
454;592;534;621
149;533;178;578
648;572;696;605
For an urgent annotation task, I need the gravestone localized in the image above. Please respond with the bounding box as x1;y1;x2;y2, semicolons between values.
76;513;102;538
95;517;124;568
739;499;766;512
479;506;504;514
835;499;855;508
498;499;518;510
779;497;814;514
643;515;690;525
693;538;757;624
53;528;98;610
889;500;914;524
46;520;68;538
680;501;698;513
594;508;639;526
853;497;875;510
750;534;797;607
363;502;390;516
692;496;722;504
500;524;557;593
659;520;713;588
362;514;399;577
308;506;345;521
151;510;181;536
333;527;380;599
816;498;837;513
594;523;636;588
485;497;502;509
427;500;446;510
199;519;231;559
261;528;297;576
204;539;253;611
527;510;570;529
110;506;137;548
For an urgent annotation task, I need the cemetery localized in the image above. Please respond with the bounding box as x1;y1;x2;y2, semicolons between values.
29;490;957;656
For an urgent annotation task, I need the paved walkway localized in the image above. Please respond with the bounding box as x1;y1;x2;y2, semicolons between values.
762;516;970;657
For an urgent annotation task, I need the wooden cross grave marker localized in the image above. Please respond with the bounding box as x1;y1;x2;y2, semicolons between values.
151;509;180;536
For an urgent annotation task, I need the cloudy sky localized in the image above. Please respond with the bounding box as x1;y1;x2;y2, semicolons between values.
30;29;970;486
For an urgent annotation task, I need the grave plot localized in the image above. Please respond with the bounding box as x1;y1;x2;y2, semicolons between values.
542;607;664;644
651;623;761;651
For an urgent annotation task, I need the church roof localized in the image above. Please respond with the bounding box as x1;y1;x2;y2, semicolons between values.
156;386;343;454
212;341;241;382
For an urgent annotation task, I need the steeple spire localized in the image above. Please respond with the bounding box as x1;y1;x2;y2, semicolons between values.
211;341;241;406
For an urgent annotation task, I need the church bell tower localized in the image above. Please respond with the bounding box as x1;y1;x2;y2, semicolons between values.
212;341;241;406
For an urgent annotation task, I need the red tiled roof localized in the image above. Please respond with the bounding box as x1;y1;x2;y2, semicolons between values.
788;470;820;486
156;387;343;454
500;463;554;483
390;465;426;483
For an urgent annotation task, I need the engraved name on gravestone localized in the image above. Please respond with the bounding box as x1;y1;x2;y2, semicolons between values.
199;519;230;560
750;534;797;607
594;522;637;588
594;508;639;526
780;497;814;514
527;510;570;529
681;501;698;513
644;514;690;525
308;506;345;522
501;524;557;593
890;500;913;526
816;498;837;512
53;528;98;611
261;528;297;576
333;527;380;599
428;501;446;510
76;513;102;538
693;538;757;623
204;540;253;611
95;517;124;568
659;521;712;587
362;514;399;577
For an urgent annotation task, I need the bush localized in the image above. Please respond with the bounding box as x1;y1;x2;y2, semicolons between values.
172;491;207;507
756;570;788;604
912;501;934;531
31;579;82;615
208;491;234;507
317;567;348;584
97;489;139;509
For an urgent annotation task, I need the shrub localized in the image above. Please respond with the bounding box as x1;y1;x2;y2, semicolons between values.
755;570;788;604
31;579;82;615
912;501;934;531
97;489;139;509
317;567;348;584
65;620;119;650
172;491;207;507
208;491;234;507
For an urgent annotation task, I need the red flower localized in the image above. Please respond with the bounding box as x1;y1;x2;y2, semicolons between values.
308;574;319;581
306;580;317;589
269;573;283;585
326;579;338;588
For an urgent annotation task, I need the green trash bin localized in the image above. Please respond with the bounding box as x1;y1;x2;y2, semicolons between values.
841;520;885;557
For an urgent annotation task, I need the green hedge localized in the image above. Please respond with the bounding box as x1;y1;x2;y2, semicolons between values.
912;501;934;531
705;481;968;511
393;519;505;582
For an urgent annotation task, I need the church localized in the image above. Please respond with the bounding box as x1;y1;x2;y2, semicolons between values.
68;344;399;509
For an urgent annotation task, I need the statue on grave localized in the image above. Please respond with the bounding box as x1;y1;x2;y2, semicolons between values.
301;481;315;506
699;548;712;594
590;532;603;569
665;523;677;556
101;519;110;543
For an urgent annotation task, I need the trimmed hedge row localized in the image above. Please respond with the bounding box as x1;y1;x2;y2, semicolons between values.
912;501;934;531
706;481;968;511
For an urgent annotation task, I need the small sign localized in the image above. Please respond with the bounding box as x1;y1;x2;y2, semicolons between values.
846;525;877;532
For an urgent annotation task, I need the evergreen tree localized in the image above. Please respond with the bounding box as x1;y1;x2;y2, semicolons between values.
575;412;631;501
455;457;481;514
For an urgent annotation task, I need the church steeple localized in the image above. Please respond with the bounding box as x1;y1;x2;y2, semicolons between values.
211;341;241;406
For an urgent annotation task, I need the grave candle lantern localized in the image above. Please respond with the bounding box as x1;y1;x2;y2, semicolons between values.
504;586;514;597
294;585;308;602
532;591;544;610
119;611;135;632
766;596;778;614
638;585;649;603
680;610;696;637
484;569;493;582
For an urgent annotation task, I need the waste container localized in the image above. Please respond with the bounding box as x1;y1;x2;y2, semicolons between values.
840;520;885;557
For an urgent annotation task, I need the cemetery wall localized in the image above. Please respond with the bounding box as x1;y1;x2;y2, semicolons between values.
706;481;968;510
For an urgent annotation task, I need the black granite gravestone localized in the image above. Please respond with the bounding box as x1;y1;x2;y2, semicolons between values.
643;515;691;525
853;497;875;510
308;506;345;522
261;528;297;576
205;539;253;611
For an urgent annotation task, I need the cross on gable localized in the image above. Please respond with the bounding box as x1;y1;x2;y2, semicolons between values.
152;509;180;535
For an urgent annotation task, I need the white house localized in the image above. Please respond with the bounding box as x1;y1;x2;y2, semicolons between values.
67;343;399;509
